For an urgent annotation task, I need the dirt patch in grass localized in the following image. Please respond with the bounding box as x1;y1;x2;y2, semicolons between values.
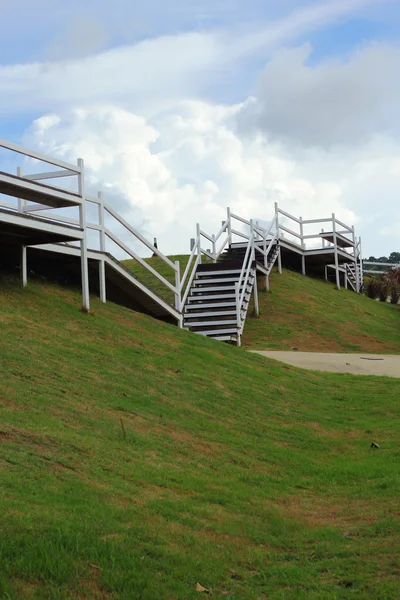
78;564;114;600
278;494;395;530
308;422;361;440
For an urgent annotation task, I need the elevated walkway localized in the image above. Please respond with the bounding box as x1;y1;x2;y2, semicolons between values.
0;139;181;324
0;138;362;344
181;205;362;345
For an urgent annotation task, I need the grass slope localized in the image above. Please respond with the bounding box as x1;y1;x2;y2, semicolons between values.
124;254;400;353
243;270;400;353
1;278;400;599
124;255;191;306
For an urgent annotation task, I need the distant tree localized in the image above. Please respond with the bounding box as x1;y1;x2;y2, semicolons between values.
389;252;400;264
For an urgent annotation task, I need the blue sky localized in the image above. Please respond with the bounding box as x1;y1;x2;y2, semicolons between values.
1;0;400;255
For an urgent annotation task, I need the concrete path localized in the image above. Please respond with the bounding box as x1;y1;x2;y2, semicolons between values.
250;351;400;378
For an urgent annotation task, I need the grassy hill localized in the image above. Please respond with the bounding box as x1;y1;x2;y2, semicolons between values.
124;256;400;353
1;277;400;599
243;269;400;353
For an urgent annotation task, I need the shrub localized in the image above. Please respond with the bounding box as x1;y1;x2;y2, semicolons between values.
389;282;400;305
366;277;380;300
377;279;389;302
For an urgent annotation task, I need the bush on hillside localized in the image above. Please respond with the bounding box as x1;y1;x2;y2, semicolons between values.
366;277;380;300
377;279;389;302
389;282;400;305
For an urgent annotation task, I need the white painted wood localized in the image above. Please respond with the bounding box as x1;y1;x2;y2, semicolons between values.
0;138;81;172
25;169;77;181
0;171;82;207
0;209;84;239
193;276;241;285
105;203;176;270
21;246;27;288
332;213;341;291
196;269;242;277
185;302;237;310
78;159;90;312
105;229;177;294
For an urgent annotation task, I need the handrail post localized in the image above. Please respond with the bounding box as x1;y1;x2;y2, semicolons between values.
351;225;359;293
227;207;232;247
78;158;90;311
275;202;282;274
235;281;241;347
98;191;106;303
299;216;306;276
17;166;27;288
175;260;182;326
196;223;202;264
332;213;340;291
212;234;217;262
250;223;259;316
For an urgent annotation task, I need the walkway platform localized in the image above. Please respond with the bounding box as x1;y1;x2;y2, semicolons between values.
0;208;83;246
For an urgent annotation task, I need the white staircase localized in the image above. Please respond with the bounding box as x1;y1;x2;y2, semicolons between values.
183;266;255;343
345;261;363;293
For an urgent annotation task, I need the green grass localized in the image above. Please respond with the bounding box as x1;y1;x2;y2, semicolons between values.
1;276;400;599
123;255;191;306
124;254;400;353
243;269;400;353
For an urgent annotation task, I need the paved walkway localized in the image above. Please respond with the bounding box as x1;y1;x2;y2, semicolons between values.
250;351;400;378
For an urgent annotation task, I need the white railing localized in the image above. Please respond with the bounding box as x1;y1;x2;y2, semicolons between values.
235;229;256;347
274;202;356;256
0;163;182;316
363;261;400;276
0;138;83;208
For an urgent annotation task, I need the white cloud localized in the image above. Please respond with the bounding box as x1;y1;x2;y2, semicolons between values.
238;43;400;146
23;103;359;254
0;0;391;116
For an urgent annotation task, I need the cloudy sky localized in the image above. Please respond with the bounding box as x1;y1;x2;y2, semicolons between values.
1;0;400;257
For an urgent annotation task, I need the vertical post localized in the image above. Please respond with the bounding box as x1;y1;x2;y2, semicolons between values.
299;216;306;276
358;236;363;293
325;265;328;282
235;281;241;347
227;207;232;246
263;227;268;290
174;260;182;327
21;245;27;288
78;159;90;312
321;228;325;248
250;222;259;316
196;223;202;264
17;167;28;288
212;234;216;262
97;191;106;303
275;202;282;274
332;213;340;291
344;267;348;290
351;225;359;293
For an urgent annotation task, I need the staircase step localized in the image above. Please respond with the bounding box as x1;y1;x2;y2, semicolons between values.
190;282;253;293
187;292;250;302
185;319;238;327
185;301;237;310
195;328;238;336
193;276;240;285
184;310;237;319
196;269;242;277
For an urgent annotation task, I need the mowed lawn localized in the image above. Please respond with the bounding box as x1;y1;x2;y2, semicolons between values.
124;256;400;353
0;278;400;599
243;269;400;353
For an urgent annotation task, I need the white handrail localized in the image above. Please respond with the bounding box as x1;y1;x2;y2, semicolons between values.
105;229;177;294
104;204;176;271
0;138;81;172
